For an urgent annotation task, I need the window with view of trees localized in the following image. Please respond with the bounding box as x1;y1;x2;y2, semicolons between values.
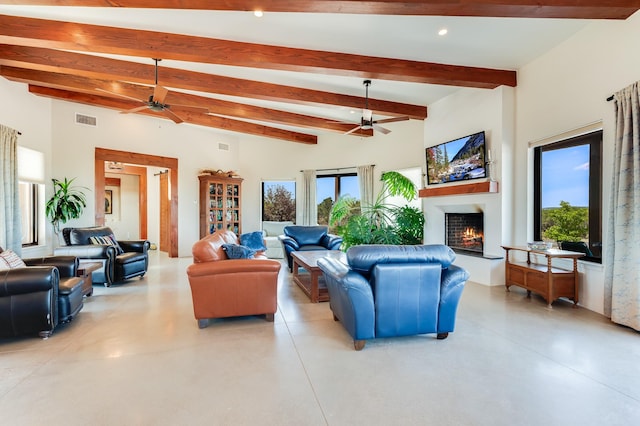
316;173;360;226
533;130;602;262
262;180;296;222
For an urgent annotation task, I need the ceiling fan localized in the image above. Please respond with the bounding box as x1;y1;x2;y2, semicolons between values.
344;80;410;135
98;59;203;124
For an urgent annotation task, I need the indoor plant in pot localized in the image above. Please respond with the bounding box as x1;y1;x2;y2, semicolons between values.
45;177;88;244
329;171;424;250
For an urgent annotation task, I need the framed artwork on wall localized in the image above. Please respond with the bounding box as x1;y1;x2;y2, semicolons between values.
105;189;113;214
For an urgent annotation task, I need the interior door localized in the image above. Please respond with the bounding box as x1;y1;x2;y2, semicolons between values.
159;171;170;253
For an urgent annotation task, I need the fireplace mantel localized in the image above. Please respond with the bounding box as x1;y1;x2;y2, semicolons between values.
419;181;499;198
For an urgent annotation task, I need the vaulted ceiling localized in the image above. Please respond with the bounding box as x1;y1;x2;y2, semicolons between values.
1;1;639;144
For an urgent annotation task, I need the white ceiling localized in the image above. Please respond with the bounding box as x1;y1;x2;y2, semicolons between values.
0;5;592;135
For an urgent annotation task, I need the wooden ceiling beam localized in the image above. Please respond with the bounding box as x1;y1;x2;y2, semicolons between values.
0;44;427;119
0;1;637;19
0;14;516;89
0;66;374;136
28;85;318;144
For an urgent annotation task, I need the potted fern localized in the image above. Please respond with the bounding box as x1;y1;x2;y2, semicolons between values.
45;177;88;242
329;171;425;250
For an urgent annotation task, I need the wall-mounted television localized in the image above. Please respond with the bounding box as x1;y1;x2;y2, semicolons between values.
425;131;487;185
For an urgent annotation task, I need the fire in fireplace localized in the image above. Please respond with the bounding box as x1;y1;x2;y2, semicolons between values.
445;213;484;255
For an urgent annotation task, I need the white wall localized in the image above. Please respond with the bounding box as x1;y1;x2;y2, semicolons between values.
237;119;426;233
0;79;54;256
423;86;515;286
50;101;241;256
104;173;140;240
514;11;640;314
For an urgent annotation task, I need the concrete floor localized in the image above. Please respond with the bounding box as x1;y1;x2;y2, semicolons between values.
1;252;639;425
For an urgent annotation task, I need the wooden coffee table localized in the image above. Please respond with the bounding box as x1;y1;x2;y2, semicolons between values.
77;261;102;297
291;250;344;303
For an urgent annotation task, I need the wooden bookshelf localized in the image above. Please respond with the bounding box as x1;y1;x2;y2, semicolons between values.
419;181;498;197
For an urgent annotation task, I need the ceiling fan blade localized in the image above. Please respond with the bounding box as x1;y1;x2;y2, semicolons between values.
121;105;149;114
344;125;362;136
372;123;391;134
153;85;169;104
95;88;145;103
374;116;410;125
163;108;184;124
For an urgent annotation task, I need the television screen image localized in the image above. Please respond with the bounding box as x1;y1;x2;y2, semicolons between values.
426;131;487;185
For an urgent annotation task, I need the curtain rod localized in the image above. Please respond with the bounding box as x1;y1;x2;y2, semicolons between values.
606;95;614;102
300;164;374;173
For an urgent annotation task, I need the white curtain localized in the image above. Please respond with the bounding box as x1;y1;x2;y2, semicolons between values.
0;124;22;255
357;164;375;208
301;169;317;225
604;81;640;331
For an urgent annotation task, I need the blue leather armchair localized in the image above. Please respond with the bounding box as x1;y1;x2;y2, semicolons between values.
279;225;342;271
317;244;470;350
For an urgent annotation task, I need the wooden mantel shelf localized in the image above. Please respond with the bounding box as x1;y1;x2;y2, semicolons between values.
419;181;499;197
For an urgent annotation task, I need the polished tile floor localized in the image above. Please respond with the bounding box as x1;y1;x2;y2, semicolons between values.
1;252;639;425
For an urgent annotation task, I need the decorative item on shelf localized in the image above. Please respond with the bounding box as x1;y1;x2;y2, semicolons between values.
107;161;125;170
528;241;552;250
198;169;241;178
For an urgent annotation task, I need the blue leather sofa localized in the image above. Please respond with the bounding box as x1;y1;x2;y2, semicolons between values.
279;225;342;271
317;244;470;350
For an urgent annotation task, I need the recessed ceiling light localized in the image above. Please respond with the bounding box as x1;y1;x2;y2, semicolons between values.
254;10;264;18
438;28;448;36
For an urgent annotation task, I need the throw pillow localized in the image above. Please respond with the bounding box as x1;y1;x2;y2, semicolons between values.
222;243;256;259
240;231;267;252
89;235;124;254
0;249;27;269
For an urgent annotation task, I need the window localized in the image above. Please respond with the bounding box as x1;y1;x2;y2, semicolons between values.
17;146;46;247
19;182;39;246
316;173;360;225
262;180;296;222
533;130;602;262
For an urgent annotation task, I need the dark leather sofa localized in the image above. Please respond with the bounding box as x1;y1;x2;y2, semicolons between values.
0;252;84;339
279;225;343;271
54;226;150;287
318;244;470;350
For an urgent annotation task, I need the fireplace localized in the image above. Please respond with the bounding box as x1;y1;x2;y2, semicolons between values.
445;213;484;256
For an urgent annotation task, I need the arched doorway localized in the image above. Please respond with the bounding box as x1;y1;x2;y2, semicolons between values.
94;148;179;258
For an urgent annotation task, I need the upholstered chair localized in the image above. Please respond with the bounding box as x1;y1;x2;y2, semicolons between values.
279;225;343;271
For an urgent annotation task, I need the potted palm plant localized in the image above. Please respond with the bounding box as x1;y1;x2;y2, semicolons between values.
329;171;425;250
45;177;88;242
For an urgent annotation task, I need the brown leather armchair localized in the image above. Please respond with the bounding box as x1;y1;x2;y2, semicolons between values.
186;230;281;328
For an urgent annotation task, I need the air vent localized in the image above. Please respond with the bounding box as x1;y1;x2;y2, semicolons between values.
218;142;230;151
75;113;97;126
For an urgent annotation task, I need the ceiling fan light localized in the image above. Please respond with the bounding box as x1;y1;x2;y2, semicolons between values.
363;109;373;121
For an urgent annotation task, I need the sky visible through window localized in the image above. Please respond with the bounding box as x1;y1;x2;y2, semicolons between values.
316;175;359;204
264;181;295;196
542;144;589;208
